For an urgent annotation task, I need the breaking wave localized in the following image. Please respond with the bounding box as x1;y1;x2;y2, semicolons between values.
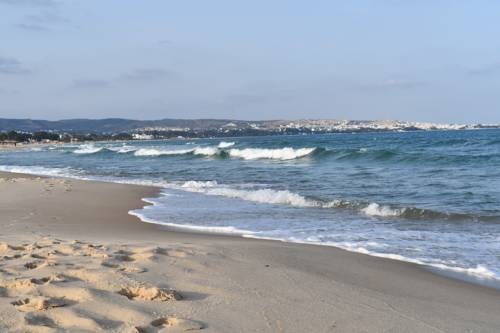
106;146;137;154
133;147;219;157
218;141;235;148
132;146;317;160
227;147;316;160
177;180;498;222
0;165;83;178
134;148;196;156
181;180;314;206
73;145;103;154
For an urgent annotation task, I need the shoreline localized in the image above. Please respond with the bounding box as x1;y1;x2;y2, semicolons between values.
3;168;500;289
1;171;499;332
132;196;500;290
147;223;500;291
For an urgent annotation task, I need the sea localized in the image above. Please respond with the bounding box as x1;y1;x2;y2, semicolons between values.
1;129;499;285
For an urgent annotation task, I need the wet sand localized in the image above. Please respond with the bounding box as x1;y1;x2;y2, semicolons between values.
0;171;499;332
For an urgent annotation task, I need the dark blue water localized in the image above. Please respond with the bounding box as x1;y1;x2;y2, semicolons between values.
1;130;499;281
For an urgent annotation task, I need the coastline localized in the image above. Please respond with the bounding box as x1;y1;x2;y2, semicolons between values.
1;171;499;332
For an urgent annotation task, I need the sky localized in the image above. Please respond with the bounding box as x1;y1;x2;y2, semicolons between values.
0;0;499;123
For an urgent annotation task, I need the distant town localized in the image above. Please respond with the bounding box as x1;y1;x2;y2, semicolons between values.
0;118;498;144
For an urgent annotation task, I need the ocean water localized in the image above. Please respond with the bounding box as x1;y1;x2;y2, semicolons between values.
1;130;500;283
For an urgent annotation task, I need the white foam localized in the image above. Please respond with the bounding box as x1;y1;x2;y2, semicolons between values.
361;203;402;217
218;141;235;148
330;243;498;281
130;145;316;160
180;180;317;207
133;146;220;157
134;148;195;156
228;147;316;160
129;198;254;235
430;264;497;279
193;147;219;156
73;145;103;154
181;180;218;189
0;165;79;178
107;145;137;153
242;235;500;281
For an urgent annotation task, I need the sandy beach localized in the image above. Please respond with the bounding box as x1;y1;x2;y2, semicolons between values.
0;171;499;332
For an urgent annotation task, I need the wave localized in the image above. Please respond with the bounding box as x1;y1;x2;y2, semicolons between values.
359;202;497;221
0;165;82;178
193;147;219;156
73;145;139;155
69;144;317;161
134;148;195;156
227;147;316;160
129;201;255;235
177;180;499;222
361;203;403;217
181;180;315;206
132;146;316;160
218;141;235;148
133;146;220;157
106;146;137;154
178;181;369;213
73;145;103;154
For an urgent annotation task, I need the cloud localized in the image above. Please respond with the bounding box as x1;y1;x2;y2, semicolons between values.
224;92;294;107
15;23;49;31
0;0;57;6
356;77;426;91
68;68;179;90
158;40;174;45
15;11;70;31
0;56;31;75
120;68;179;82
467;62;500;77
71;79;110;89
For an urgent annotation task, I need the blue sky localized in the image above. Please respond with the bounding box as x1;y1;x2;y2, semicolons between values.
0;0;499;123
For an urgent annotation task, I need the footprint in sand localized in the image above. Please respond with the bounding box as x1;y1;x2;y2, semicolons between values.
11;296;69;312
7;244;27;251
3;254;23;260
100;259;148;274
24;313;57;328
23;261;39;270
119;266;148;274
24;260;50;270
154;247;194;259
0;275;65;297
137;317;204;332
30;253;48;260
118;285;182;302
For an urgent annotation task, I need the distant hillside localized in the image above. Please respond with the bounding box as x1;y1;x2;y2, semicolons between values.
0;117;495;135
0;118;259;133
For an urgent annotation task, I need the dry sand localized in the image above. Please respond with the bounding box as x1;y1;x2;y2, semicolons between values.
0;171;499;332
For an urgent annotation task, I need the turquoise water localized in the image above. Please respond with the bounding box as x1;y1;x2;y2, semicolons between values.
1;129;500;282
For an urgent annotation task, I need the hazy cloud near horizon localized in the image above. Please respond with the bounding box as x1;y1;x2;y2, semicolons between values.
1;0;499;123
0;56;31;75
0;0;58;7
